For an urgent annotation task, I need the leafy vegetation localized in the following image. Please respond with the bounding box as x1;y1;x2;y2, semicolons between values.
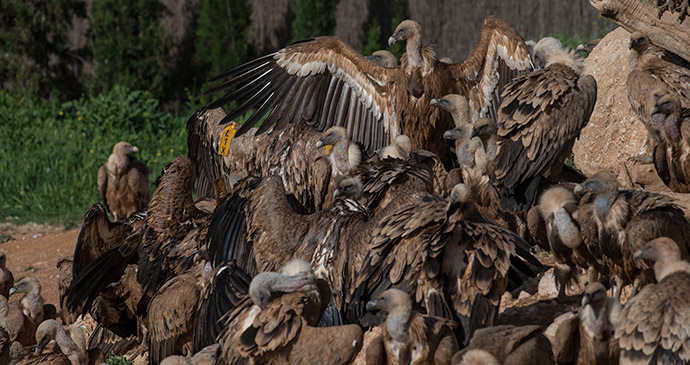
0;87;189;225
291;0;337;42
106;354;134;365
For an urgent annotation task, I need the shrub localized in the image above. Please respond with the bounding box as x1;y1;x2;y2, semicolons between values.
0;86;189;224
291;0;336;42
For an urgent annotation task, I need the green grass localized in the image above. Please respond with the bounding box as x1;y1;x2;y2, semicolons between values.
106;354;134;365
0;86;191;225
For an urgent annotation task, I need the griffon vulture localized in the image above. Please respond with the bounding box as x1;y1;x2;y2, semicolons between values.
9;278;45;325
0;252;14;298
97;141;150;221
365;288;459;365
217;260;363;365
34;320;87;365
0;296;37;347
573;171;690;289
451;324;553;365
553;282;621;364
651;91;690;192
628;32;690;107
615;237;690;364
493;37;596;212
366;50;398;68
528;186;597;301
350;184;542;343
378;135;412;160
203;16;532;167
316;126;362;182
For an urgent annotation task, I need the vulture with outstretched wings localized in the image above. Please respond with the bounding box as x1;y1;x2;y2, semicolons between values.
201;16;532;169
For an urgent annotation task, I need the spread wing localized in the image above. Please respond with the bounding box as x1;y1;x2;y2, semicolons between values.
73;203;145;277
187;108;230;198
493;64;596;212
449;15;534;122
205;36;399;155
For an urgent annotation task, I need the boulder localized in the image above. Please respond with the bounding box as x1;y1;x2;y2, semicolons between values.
572;27;652;182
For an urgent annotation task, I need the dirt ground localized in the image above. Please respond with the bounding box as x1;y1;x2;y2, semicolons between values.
0;222;79;307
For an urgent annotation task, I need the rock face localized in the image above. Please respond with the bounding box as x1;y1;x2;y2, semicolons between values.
572;27;651;181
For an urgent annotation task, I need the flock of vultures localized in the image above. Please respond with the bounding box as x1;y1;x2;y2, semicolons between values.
4;9;690;365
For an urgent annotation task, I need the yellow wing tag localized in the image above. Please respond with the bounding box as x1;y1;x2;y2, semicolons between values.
218;122;238;156
213;178;227;205
325;145;333;155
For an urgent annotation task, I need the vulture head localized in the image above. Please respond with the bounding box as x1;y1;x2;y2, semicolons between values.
112;141;140;156
470;118;498;141
380;135;413;160
573;171;618;200
634;237;690;280
447;183;480;220
34;319;61;355
388;20;422;47
9;277;40;297
431;94;471;127
581;282;607;312
629;31;650;54
443;127;467;143
249;265;317;308
651;91;681;119
316;126;349;150
334;177;363;200
538;186;581;248
366;288;413;344
366;50;398;68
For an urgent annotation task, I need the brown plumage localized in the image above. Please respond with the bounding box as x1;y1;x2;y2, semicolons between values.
652;91;690;192
97;141;150;221
352;184;542;343
9;278;44;325
615;237;690;364
218;260;363;365
204;16;532;167
494;37;596;212
0;296;36;347
137;155;208;296
529;186;596;300
365;289;458;365
160;344;218;365
553;282;621;365
56;256;76;326
451;324;553;365
317;126;362;183
73;203;146;277
628;32;690;107
379;135;413;160
366;50;399;68
147;261;209;364
573;171;690;288
0;253;14;298
33;320;86;365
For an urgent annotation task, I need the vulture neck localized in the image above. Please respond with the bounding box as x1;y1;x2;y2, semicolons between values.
546;48;584;75
594;193;616;222
664;114;681;143
655;258;690;281
386;302;412;343
553;208;581;248
405;33;424;69
107;153;129;174
330;141;360;176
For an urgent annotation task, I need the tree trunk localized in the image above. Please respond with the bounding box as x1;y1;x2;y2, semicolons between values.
589;0;690;62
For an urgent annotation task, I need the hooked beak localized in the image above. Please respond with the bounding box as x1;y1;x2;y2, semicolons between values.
633;246;653;260
366;299;380;312
388;34;399;47
35;335;50;356
443;129;463;141
316;139;325;149
573;183;584;196
430;98;449;108
629;39;636;50
470;127;479;139
333;188;343;199
581;293;591;307
651;105;660;115
8;287;17;297
131;146;140;153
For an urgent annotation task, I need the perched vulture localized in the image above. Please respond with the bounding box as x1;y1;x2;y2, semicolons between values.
573;171;690;289
0;296;37;346
350;184;542;343
317;126;362;183
147;261;210;364
73;203;146;277
628;32;690;108
97;141;150;221
366;50;399;68
203;16;532;167
451;324;553;365
651;90;690;192
9;278;45;325
0;252;14;298
493;37;596;212
137;155;208;295
615;237;690;364
34;319;87;365
365;288;458;365
217;260;363;365
528;186;596;300
553;282;621;365
56;256;76;325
